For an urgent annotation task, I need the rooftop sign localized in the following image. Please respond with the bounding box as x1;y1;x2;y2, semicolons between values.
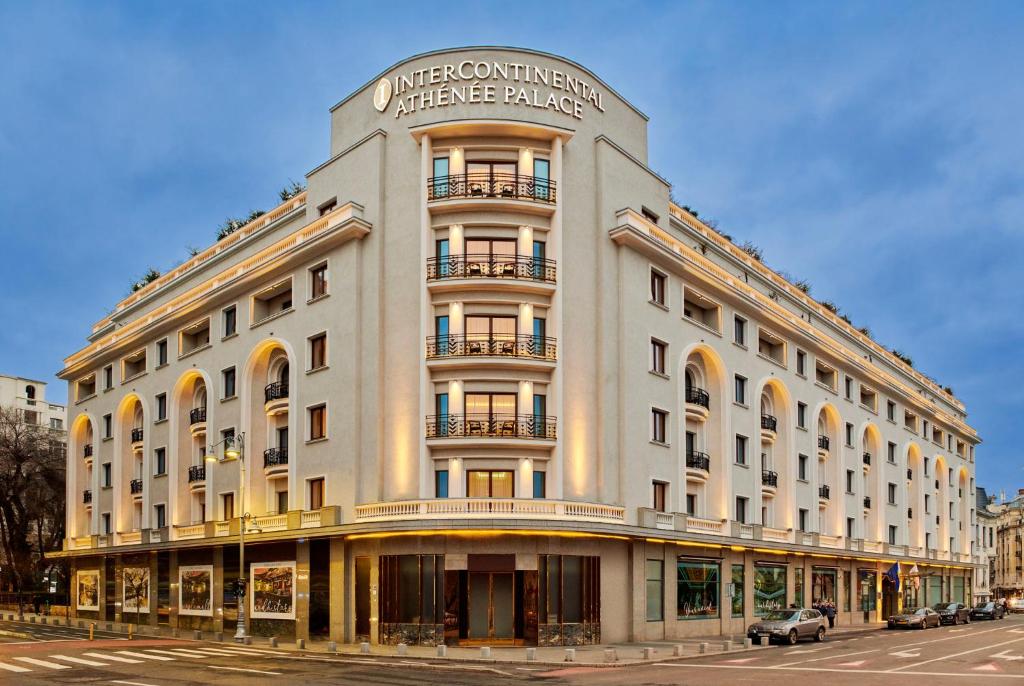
374;60;605;121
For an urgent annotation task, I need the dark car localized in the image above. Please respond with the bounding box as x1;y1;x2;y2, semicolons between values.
887;607;940;630
933;602;971;625
971;602;1006;620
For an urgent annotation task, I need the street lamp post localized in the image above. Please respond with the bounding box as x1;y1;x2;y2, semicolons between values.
207;431;248;642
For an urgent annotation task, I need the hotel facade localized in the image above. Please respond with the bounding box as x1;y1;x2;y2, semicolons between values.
55;47;980;645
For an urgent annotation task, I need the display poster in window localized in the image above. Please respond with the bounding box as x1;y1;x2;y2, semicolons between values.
122;567;150;613
179;565;213;616
250;561;296;620
76;570;100;611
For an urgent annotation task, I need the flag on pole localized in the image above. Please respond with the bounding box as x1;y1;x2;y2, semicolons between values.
885;561;901;591
909;564;921;590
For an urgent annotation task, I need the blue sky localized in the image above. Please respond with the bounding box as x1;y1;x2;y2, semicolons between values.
1;1;1021;495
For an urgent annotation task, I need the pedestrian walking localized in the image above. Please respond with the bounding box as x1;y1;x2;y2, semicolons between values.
824;599;836;629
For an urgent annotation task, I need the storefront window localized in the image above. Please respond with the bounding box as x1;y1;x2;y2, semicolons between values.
812;568;837;607
952;577;965;605
731;564;744;617
646;560;664;621
677;559;720;619
859;570;877;612
754;565;787;616
843;570;852;612
379;555;444;625
538;555;600;627
795;567;805;608
926;575;942;606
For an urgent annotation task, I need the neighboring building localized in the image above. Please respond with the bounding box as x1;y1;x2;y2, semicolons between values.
975;486;997;603
53;47;979;645
995;490;1024;600
0;373;66;432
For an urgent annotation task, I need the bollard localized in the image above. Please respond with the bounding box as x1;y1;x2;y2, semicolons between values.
296;638;305;650
604;648;617;663
127;624;134;640
269;637;278;648
480;646;491;659
759;636;770;647
643;647;656;660
673;644;685;657
722;640;733;652
105;623;113;632
360;642;370;654
193;630;202;641
526;647;536;661
29;617;36;624
243;636;252;645
397;643;407;656
172;628;180;638
436;644;447;657
215;632;224;642
89;623;95;641
565;648;575;662
744;638;753;649
328;641;338;653
699;642;709;654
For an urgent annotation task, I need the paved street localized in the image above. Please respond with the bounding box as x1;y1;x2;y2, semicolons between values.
1;616;1022;684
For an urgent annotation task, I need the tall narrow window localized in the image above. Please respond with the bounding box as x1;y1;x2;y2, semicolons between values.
309;404;327;440
646;560;664;621
797;402;807;428
734;375;747;404
650;270;666;305
222;305;237;337
533;471;546;498
533;158;550;201
734;316;746;346
532;240;546;279
735;435;748;465
103;365;113;390
431;157;449;197
154;504;166;529
310;263;328;300
309;333;327;370
651;409;667;443
156;393;167;421
222;493;235;520
653;481;667;512
435;470;449;498
222;367;236;399
735;496;748;524
796;349;806;375
309;477;324;510
157;339;168;366
847;517;855;539
154;447;166;476
799;508;808;532
651;339;666;374
798;454;808;481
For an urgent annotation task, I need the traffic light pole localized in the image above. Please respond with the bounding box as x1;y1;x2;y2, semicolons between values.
234;439;247;642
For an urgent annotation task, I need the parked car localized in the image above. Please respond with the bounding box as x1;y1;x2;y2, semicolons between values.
747;608;827;645
887;607;941;630
1009;598;1024;614
933;602;972;625
971;602;1006;620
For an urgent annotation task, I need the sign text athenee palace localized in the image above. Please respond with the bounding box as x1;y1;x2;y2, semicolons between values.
374;60;606;121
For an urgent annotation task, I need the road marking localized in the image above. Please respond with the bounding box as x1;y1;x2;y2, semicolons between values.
890;635;1024;673
774;648;878;668
117;650;175;661
889;649;921;658
111;681;162;686
50;654;109;666
209;665;283;675
723;657;759;663
0;662;32;673
157;648;211;657
212;647;290;656
655;663;1024;679
190;648;244;655
993;650;1024;661
837;660;867;666
975;664;1002;672
12;656;71;669
84;652;142;663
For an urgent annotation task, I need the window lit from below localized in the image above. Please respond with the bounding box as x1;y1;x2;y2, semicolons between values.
532;471;546;499
435;470;449;498
653;481;667;512
467;470;513;498
309;477;324;510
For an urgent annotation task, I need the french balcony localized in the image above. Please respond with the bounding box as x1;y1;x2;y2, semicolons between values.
83;489;92;506
130;478;143;501
188;465;206;491
189;406;207;437
426;173;557;215
761;470;779;494
685;387;710;422
862;452;872;468
686;450;711;483
264;382;289;416
907;468;913;481
863;496;872;510
263;447;288;477
819;485;830;504
817;434;830;455
760;414;778;443
908;507;913;519
130;428;144;452
426;334;556;370
426;414;556;443
426;254;557;293
83;443;93;467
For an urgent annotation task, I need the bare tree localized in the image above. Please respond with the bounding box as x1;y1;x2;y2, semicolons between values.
0;406;66;607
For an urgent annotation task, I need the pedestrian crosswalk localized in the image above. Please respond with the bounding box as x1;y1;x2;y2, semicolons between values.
0;645;286;674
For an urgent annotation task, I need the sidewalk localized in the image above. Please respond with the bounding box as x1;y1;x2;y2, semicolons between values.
1;612;886;667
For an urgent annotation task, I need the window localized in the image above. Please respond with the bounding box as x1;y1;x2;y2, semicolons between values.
646;560;664;621
798;454;808;481
103;365;113;390
309;333;327;370
888;483;897;504
653;481;667;512
798;508;808;532
753;565;786;616
797;402;807;429
222;367;236;399
651;408;667;443
758;328;786;364
156;393;166;421
310;263;328;300
435;470;448;498
846;469;854;494
735;435;748;465
432;156;449;197
734;375;747;404
735;496;748;523
846;517;855;539
650;270;666;305
844;376;853;399
178;318;210;356
102;513;111;535
815;360;837;391
887;400;896;421
678;559;720;619
860;385;877;411
467;470;514;497
308;404;327;440
252;278;293;323
683;289;721;331
925;494;931;513
922;419;928;439
889;525;898;545
103;413;112;439
222;492;235;520
734;316;747;346
904;410;918;432
685;493;696;516
924;457;930;476
796;349;806;375
731;564;745;617
534;158;551;200
845;422;854;447
641;206;659;224
122;348;147;380
309;477;324;510
154;503;166;529
650;339;666;375
317;197;337;216
533;471;546;498
222;306;237;337
157;339;168;366
887;441;896;463
154;447;166;476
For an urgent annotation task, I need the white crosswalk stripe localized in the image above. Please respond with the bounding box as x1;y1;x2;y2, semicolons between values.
0;662;32;673
83;651;142;663
163;648;214;657
49;654;109;666
116;650;175;661
12;656;72;669
191;648;246;655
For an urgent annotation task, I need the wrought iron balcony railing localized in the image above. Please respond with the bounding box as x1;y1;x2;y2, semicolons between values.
908;507;913;519
426;254;557;283
426;334;556;361
427;173;556;204
426;414;556;440
863;452;872;466
264;381;289;403
907;468;913;480
818;435;830;451
189;407;207;425
686;450;711;472
130;479;143;494
83;489;92;504
131;428;144;443
264;447;288;468
863;496;872;509
685;387;710;409
188;465;206;483
761;414;777;432
762;470;779;487
83;443;93;458
819;485;830;499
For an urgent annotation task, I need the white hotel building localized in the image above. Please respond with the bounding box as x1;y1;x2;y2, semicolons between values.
55;47;979;645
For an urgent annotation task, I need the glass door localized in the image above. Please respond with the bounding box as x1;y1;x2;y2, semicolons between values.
432;157;450;198
468;572;515;641
533;158;550;200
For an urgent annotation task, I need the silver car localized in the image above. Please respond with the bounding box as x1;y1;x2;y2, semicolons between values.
747;608;827;645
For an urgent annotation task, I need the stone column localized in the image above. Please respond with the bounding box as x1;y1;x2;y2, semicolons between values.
295;540;310;642
329;538;345;644
169;550;179;629
212;547;224;633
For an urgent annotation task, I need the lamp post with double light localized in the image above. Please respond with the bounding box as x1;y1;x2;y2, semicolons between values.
207;431;248;642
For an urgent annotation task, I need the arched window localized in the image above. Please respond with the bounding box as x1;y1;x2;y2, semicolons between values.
26;385;35;400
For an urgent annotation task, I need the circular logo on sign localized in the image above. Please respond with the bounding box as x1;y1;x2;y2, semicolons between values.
373;77;392;112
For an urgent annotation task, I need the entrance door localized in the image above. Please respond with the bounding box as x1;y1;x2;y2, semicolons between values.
882;576;898;619
468;572;515;641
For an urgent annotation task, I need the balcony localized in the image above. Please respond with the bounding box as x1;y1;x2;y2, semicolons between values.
863;452;872;467
130;479;143;500
760;414;777;443
686;451;711;483
263;447;288;476
908;507;913;519
83;489;92;505
426;334;556;368
426;414;556;442
863;496;872;510
685;387;710;421
264;382;289;415
761;470;779;491
907;468;913;481
83;443;93;458
817;435;830;453
130;428;144;451
189;407;207;436
426;254;556;290
426;173;557;212
355;498;624;525
188;465;206;491
819;484;831;500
